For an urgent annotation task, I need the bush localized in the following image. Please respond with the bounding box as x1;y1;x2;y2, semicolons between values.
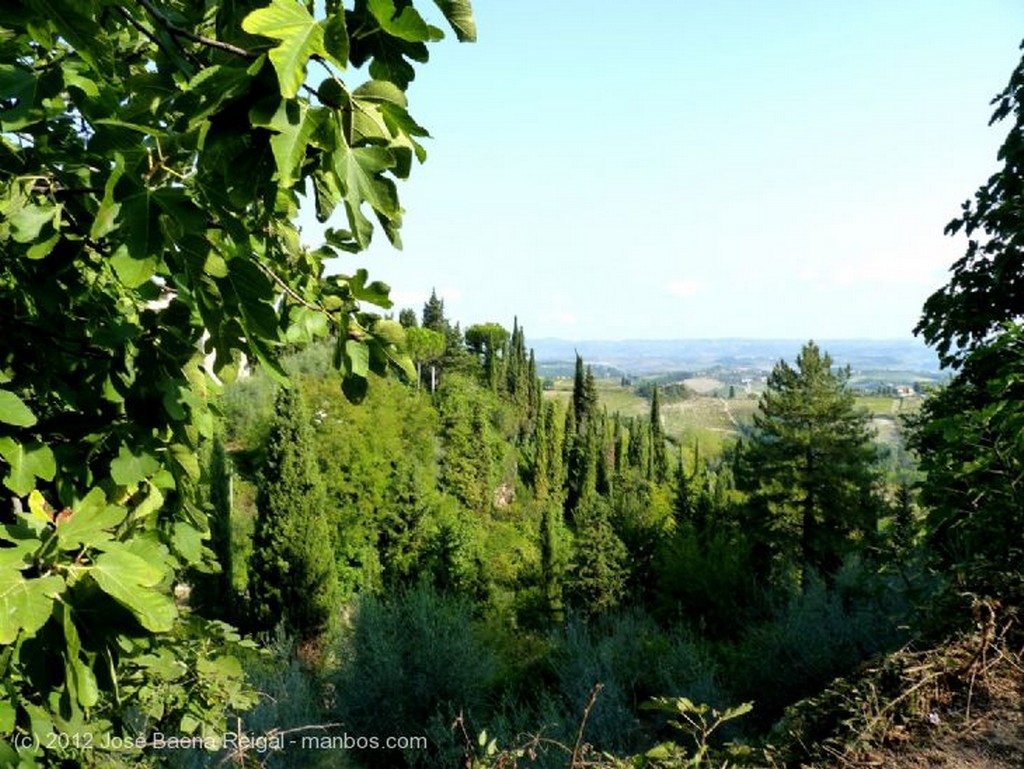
544;609;722;756
721;557;924;725
166;633;343;769
330;584;498;768
655;526;764;639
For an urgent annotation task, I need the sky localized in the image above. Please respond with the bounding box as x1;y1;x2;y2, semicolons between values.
302;1;1024;341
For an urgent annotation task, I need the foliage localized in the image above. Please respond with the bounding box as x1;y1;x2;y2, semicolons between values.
422;288;447;334
737;341;881;585
911;44;1024;607
649;386;669;484
721;557;922;725
907;325;1024;602
636;697;753;768
306;372;444;595
565;501;629;618
436;373;501;514
166;632;336;769
549;611;722;757
248;385;339;639
0;0;474;760
655;525;759;640
330;583;497;769
915;42;1024;369
466;323;509;391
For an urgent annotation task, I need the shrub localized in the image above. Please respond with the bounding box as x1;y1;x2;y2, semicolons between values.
721;557;924;725
545;609;722;756
330;584;498;768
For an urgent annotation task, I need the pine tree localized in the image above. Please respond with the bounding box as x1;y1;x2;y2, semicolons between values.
249;386;340;640
739;341;880;586
422;288;447;333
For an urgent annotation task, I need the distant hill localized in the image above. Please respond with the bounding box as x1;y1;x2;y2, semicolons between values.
531;338;943;378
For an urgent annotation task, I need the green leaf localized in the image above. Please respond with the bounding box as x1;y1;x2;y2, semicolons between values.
62;607;99;709
170;444;200;481
110;446;161;487
720;701;754;721
254;99;323;189
433;0;477;42
367;0;442;43
242;0;344;99
0;700;15;733
171;522;204;565
348;268;393;306
110;245;157;289
345;339;370;378
56;488;126;551
9;200;58;244
0;63;46;130
90;153;125;241
0;390;36;428
322;12;349;67
26;232;60;259
131;482;165;522
0;437;56;497
353;78;408;108
332;142;399;250
89;547;176;633
0;569;64;644
341;374;368;403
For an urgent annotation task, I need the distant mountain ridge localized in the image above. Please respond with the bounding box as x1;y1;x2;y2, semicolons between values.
530;338;942;376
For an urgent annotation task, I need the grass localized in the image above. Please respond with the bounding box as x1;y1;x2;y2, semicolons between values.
854;395;923;417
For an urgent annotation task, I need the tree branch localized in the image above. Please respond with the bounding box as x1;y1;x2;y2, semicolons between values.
134;0;258;60
253;260;327;315
116;5;196;71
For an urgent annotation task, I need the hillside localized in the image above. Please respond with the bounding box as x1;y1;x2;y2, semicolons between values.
773;615;1024;769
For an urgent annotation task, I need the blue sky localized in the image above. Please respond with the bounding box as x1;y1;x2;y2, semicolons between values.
305;1;1024;341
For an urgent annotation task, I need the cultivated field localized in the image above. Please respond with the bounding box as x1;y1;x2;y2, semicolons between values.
544;378;919;457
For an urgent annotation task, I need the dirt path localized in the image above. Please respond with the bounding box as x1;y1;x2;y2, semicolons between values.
718;397;740;429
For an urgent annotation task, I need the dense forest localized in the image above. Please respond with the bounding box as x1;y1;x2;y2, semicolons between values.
1;1;1023;767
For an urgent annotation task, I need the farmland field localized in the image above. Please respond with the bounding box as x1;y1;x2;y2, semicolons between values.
544;377;918;456
544;377;758;456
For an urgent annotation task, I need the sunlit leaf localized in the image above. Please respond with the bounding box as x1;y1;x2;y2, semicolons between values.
0;569;64;644
242;0;345;98
0;390;36;427
90;547;176;632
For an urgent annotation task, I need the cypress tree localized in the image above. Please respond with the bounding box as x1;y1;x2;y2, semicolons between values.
249;386;340;640
534;400;551;501
540;501;565;624
606;415;622;475
566;501;629;618
572;353;586;429
527;349;539;428
547;402;566;505
672;449;694;529
650;384;669;483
